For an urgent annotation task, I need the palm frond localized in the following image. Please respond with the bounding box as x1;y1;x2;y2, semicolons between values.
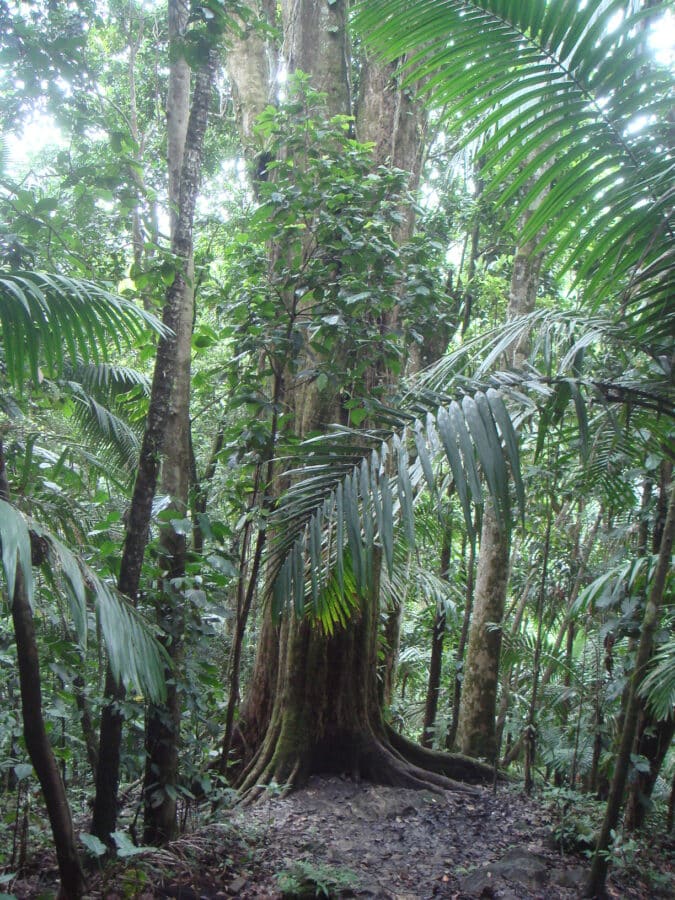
0;270;168;387
355;0;674;340
65;382;143;471
380;540;462;617
639;636;675;721
0;499;34;606
574;556;655;614
64;361;151;399
268;387;523;626
0;500;167;702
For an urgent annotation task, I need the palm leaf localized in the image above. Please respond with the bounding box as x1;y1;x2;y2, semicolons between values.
0;499;34;606
0;501;167;702
0;270;168;387
67;386;142;471
355;0;674;342
639;636;675;722
268;386;523;626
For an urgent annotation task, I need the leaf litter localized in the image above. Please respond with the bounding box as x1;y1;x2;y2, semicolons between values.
6;777;673;898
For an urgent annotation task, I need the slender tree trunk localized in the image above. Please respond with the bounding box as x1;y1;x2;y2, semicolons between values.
11;571;85;899
587;696;603;797
219;379;280;773
456;197;545;760
455;505;509;761
524;502;552;793
72;674;98;779
421;605;446;747
495;575;534;756
1;444;84;899
587;480;675;897
461;161;483;335
623;460;674;830
91;38;215;844
142;0;208;844
503;510;601;768
191;424;225;555
447;531;475;750
623;714;675;829
421;519;452;747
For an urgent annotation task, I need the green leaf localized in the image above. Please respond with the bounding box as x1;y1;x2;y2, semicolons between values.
13;763;33;781
0;499;34;607
111;831;151;858
80;832;107;858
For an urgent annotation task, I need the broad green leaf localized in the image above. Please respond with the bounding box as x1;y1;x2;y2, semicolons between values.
0;499;34;607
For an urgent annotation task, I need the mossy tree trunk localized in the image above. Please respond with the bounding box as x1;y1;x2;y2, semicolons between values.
455;504;509;761
455;199;545;761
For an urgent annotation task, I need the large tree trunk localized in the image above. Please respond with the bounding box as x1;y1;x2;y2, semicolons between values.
91;33;215;843
221;0;492;794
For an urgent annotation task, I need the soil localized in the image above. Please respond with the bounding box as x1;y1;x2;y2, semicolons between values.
6;777;674;898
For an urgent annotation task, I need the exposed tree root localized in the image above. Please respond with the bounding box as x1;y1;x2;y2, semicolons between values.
386;725;502;785
235;723;484;804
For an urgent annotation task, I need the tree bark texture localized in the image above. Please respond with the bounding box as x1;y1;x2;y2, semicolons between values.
226;0;277;143
143;0;199;845
447;532;475;750
11;570;85;899
421;522;451;747
623;713;675;830
456;193;546;761
282;0;350;117
623;460;675;831
92;38;215;843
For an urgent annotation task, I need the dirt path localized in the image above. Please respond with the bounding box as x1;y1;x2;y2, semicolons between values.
149;777;669;899
222;776;587;898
